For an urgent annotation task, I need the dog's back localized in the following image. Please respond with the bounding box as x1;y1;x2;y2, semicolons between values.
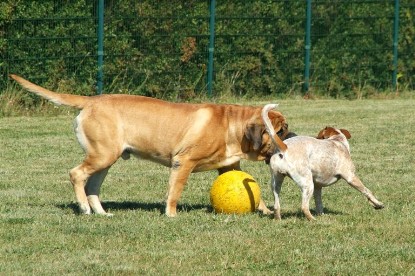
271;135;355;186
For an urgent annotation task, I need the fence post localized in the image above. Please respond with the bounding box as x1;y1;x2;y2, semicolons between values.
303;0;312;93
97;0;104;95
392;0;400;92
207;0;216;97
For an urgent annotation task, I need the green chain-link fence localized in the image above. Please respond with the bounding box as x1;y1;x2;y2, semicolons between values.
1;0;414;99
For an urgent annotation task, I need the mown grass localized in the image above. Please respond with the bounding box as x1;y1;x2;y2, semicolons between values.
1;98;414;275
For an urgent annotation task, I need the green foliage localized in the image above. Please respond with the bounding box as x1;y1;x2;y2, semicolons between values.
1;0;414;99
399;3;415;90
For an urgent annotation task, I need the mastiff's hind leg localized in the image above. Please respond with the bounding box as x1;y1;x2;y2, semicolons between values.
85;168;112;216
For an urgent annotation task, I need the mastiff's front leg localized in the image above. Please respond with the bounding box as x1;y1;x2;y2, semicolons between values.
165;158;196;217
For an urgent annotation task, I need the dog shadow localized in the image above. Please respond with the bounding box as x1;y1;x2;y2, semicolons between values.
58;201;211;215
57;202;343;218
273;208;345;220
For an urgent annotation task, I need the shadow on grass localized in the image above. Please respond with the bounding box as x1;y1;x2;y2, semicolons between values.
58;201;212;215
58;202;344;219
276;208;345;220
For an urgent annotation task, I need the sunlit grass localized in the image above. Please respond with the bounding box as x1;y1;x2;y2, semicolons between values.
1;99;414;274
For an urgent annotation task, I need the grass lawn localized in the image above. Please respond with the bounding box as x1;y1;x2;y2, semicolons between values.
0;98;414;275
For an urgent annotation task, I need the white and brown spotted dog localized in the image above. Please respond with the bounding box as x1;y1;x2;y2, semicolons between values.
10;74;291;217
262;104;384;220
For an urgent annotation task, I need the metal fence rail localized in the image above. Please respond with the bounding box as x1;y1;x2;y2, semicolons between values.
308;0;399;97
1;0;414;98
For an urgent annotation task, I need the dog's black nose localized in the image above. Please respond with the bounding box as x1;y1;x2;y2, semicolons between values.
265;156;271;164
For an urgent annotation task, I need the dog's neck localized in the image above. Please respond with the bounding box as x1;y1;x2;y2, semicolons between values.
327;134;350;153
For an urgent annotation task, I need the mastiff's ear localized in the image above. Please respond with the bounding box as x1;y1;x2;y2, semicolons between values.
245;123;263;151
268;111;287;138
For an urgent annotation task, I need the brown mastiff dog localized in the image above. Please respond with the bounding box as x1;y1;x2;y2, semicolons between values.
10;74;290;217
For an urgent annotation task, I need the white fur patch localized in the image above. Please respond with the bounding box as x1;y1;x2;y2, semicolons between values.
216;155;242;168
73;113;88;152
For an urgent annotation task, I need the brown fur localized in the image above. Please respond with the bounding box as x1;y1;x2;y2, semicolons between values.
10;74;289;217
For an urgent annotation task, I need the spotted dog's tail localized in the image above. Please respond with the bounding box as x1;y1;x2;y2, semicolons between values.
261;104;288;152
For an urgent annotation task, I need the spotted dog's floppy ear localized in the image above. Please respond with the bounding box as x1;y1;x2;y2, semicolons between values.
317;127;327;139
340;129;351;139
316;126;335;139
245;122;263;151
317;126;352;139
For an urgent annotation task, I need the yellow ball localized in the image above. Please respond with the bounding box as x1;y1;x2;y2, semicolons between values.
210;171;261;214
